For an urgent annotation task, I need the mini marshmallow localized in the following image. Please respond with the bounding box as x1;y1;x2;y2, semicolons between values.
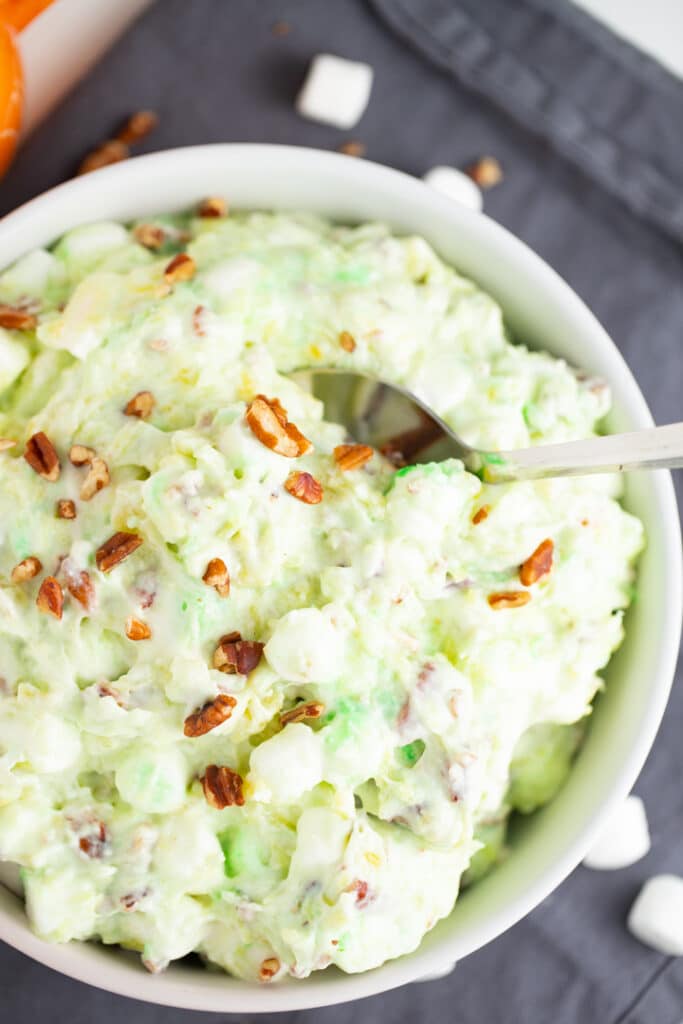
296;54;373;129
423;166;483;213
583;795;650;870
628;874;683;955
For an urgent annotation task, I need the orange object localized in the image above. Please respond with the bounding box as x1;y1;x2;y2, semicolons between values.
0;21;23;177
0;0;53;32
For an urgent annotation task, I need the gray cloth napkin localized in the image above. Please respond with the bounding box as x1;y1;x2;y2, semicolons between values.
0;2;682;1023
371;0;683;243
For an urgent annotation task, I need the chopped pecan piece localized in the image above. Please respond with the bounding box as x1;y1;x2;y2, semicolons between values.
338;141;365;157
124;390;156;420
198;196;227;218
280;700;324;726
69;444;95;466
471;505;490;525
116;109;158;145
202;557;230;597
339;330;356;352
284;470;323;504
487;591;531;610
96;532;143;572
80;456;110;501
164;252;196;284
77;139;129;176
78;821;110;859
213;636;264;675
201;764;244;808
24;432;60;481
133;223;165;250
467;156;503;188
65;569;95;611
36;576;63;619
120;888;150;912
96;682;124;705
56;499;77;520
184;693;237;737
0;304;37;330
192;304;207;337
125;616;151;641
259;957;281;981
245;395;312;457
348;879;372;907
519;538;554;586
0;438;16;451
11;556;42;583
333;443;373;471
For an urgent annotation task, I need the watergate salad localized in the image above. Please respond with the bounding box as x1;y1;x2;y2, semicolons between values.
0;205;643;981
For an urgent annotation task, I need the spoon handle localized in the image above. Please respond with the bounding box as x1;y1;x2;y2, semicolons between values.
476;422;683;483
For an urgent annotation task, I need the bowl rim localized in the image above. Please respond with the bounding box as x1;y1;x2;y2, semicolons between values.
0;143;680;1013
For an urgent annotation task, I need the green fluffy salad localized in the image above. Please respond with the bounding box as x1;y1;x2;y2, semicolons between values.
0;206;642;981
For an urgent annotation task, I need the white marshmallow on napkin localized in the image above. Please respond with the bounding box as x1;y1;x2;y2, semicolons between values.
296;54;373;129
583;794;650;870
628;875;683;955
423;166;483;212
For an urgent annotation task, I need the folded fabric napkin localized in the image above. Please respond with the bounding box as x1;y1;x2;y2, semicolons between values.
370;0;683;243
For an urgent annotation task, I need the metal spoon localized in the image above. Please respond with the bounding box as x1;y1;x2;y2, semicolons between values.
294;369;683;483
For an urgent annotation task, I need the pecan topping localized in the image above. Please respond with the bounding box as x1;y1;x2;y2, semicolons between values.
0;438;16;451
133;223;165;250
125;616;151;641
202;557;230;597
36;576;64;619
192;304;207;337
348;879;372;907
24;432;60;481
213;636;264;675
245;395;312;457
120;888;150;912
11;556;42;583
487;591;531;610
184;693;237;737
69;444;95;466
519;538;554;586
116;109;158;145
124;390;155;419
97;682;124;705
96;532;143;572
164;252;196;284
78;821;110;859
467;156;503;188
65;569;95;611
284;470;323;504
56;499;77;520
259;957;281;981
338;140;366;158
201;764;244;808
334;443;373;471
80;456;110;501
0;304;37;330
77;139;129;176
471;505;490;525
280;700;324;726
339;330;356;352
198;196;227;218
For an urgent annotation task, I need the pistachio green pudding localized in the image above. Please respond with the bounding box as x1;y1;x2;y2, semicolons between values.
0;207;642;981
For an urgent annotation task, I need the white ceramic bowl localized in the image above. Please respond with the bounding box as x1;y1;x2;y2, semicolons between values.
0;145;680;1012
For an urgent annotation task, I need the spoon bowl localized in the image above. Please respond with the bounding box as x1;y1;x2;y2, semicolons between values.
296;368;683;482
